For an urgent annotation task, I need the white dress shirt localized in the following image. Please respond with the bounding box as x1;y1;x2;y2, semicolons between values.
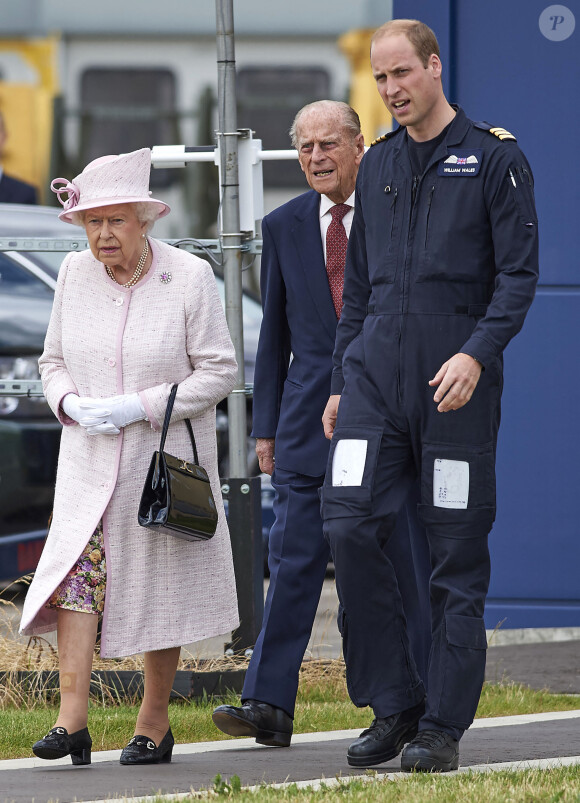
319;192;355;264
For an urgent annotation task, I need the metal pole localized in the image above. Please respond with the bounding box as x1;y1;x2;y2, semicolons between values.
215;0;246;479
215;0;263;652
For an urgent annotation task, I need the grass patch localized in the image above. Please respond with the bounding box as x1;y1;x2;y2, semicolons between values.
218;767;580;801
88;766;580;801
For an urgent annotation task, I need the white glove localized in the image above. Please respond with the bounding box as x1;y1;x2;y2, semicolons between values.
79;393;147;435
62;393;146;436
62;394;120;435
61;393;85;424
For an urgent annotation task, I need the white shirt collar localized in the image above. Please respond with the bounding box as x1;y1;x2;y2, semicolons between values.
319;191;355;219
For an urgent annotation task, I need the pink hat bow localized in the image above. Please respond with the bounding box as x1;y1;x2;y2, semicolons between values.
51;178;81;212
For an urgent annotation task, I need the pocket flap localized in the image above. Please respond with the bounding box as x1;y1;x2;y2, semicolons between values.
445;613;487;650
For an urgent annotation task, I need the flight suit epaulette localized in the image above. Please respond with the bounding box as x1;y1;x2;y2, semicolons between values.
473;120;517;142
370;128;402;146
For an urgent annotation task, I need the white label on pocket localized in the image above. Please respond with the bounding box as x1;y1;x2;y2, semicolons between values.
332;439;368;487
433;458;469;509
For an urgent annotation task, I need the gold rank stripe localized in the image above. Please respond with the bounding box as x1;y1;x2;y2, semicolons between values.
370;133;389;146
489;127;517;141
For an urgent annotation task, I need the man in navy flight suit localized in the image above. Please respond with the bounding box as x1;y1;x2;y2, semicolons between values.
213;100;431;748
0;112;38;204
321;20;538;772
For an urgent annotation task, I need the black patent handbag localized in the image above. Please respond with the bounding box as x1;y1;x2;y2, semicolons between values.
137;384;218;541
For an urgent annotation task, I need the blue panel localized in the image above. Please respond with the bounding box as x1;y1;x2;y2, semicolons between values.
393;0;453;96
485;601;580;630
453;1;580;286
489;287;580;598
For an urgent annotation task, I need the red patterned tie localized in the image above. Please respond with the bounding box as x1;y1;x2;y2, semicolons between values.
326;203;350;319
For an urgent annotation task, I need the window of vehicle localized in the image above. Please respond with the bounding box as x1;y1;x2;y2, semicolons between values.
237;67;330;188
80;68;178;189
0;253;53;297
22;251;62;279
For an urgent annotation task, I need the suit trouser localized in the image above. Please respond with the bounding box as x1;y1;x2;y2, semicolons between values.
242;466;431;718
321;316;500;738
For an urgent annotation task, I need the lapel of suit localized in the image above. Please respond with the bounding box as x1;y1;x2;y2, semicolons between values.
290;190;337;341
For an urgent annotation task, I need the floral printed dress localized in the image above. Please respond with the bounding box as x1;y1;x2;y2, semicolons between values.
48;523;106;615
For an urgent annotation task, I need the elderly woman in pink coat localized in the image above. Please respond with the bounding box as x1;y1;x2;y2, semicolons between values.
19;148;239;766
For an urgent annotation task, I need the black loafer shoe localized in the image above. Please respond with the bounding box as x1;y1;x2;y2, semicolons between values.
32;726;92;765
401;729;459;772
212;699;293;747
119;728;174;765
347;700;424;767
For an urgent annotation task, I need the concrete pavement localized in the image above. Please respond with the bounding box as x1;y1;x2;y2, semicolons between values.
0;711;579;803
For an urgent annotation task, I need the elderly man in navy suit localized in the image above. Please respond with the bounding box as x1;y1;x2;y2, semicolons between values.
0;112;38;204
213;100;430;747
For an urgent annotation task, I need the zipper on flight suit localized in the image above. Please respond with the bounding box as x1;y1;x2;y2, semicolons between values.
411;175;419;207
397;175;420;404
424;186;435;247
390;187;398;239
385;185;399;239
395;175;419;403
402;175;420;311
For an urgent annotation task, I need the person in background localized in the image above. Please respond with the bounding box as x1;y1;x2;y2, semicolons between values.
213;100;431;748
321;19;538;772
0;111;38;204
20;148;239;766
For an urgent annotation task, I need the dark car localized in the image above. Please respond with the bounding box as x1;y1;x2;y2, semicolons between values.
0;204;263;580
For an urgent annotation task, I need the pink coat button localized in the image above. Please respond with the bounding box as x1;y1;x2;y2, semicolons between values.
107;357;116;367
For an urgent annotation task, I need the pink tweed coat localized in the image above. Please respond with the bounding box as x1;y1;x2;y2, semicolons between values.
20;238;240;657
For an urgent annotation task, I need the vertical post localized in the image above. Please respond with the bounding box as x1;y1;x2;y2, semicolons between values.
215;0;263;652
215;0;246;478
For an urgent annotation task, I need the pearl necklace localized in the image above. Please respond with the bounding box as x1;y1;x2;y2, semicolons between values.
105;239;149;288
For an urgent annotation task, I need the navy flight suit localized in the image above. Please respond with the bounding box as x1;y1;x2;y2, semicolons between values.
321;106;539;738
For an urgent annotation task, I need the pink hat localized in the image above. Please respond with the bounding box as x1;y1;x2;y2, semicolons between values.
50;148;170;224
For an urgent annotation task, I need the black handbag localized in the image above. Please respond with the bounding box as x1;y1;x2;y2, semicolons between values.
138;384;218;541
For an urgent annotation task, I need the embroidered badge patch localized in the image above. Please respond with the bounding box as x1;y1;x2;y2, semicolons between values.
438;149;483;177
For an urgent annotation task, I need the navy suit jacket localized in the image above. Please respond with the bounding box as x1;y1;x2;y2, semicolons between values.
252;190;338;477
0;173;38;204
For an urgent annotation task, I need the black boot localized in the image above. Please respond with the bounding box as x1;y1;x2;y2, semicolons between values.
212;700;293;747
347;701;424;767
120;728;174;765
401;729;460;772
32;726;92;765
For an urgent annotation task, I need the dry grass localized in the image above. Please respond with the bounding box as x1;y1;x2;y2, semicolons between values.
0;575;244;668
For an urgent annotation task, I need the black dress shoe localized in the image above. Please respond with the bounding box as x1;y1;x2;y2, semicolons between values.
347;701;424;767
212;699;293;747
119;728;174;765
32;726;92;765
401;729;460;772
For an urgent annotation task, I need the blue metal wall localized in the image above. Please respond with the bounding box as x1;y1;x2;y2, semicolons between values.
393;0;580;627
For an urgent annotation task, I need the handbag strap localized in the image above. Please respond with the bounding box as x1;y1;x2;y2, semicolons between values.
159;384;200;465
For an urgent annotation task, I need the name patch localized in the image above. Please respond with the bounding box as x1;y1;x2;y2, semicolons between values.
438;149;483;177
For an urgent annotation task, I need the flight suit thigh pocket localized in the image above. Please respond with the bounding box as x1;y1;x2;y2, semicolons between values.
321;426;383;519
421;440;496;513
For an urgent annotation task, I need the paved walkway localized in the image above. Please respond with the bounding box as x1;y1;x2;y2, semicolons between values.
1;711;579;803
